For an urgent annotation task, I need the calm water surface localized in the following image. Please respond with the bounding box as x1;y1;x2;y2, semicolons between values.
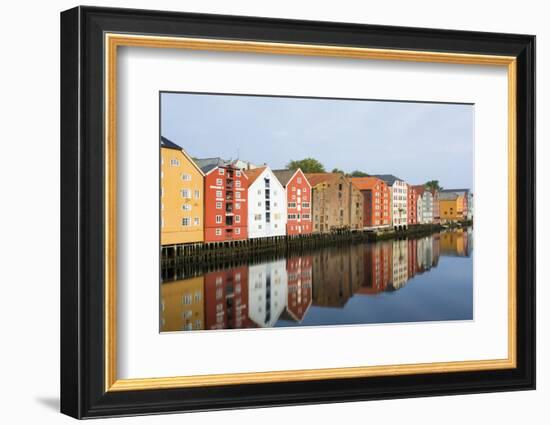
160;228;473;332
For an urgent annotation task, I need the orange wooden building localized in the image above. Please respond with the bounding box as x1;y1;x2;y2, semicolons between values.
350;177;391;229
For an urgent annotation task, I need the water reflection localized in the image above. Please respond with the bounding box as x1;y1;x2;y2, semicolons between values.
161;228;473;332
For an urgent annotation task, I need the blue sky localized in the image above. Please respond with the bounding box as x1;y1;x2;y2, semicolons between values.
161;92;473;190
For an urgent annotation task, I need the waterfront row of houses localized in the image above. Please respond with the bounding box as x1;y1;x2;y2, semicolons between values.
161;136;473;246
161;229;473;332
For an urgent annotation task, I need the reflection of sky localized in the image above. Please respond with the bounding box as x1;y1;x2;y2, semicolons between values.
276;256;473;327
161;93;473;189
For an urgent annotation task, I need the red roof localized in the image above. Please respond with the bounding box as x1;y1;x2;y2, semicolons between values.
243;167;267;185
350;177;386;191
304;173;343;186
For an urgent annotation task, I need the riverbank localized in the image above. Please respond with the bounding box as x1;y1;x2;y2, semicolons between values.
161;221;472;268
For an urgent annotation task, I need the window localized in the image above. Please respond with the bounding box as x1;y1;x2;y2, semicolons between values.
182;204;191;211
254;214;262;221
236;170;241;177
292;187;296;192
302;202;310;208
235;203;240;210
297;177;302;183
194;190;200;199
181;189;191;198
235;228;241;235
235;215;240;223
215;190;222;198
216;202;222;209
216;178;223;186
339;184;343;191
236;192;241;199
236;180;241;188
170;159;180;166
181;173;191;181
215;228;222;236
194;217;200;226
288;202;296;208
182;294;192;304
219;168;225;175
302;214;310;219
257;189;262;195
216;215;222;224
182;217;191;226
258;201;262;207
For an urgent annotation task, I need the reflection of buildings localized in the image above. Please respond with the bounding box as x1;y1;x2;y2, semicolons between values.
416;236;434;272
160;277;205;332
204;266;250;330
440;230;470;257
285;256;313;322
359;241;392;294
248;260;287;327
312;246;353;307
391;240;409;289
407;238;418;278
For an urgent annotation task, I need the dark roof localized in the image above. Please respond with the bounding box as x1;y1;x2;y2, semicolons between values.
160;136;183;150
440;188;471;194
372;174;404;186
195;157;231;174
272;169;297;186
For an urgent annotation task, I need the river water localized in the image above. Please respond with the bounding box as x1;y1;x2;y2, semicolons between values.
160;228;473;332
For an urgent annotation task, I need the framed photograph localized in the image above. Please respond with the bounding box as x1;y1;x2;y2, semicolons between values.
60;6;535;419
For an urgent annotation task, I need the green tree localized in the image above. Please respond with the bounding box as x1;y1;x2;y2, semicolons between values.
287;158;326;173
350;170;370;177
331;168;345;174
425;180;443;191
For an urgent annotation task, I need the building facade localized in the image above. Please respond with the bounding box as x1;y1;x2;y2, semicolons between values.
441;189;472;220
272;169;312;235
197;158;248;242
306;173;363;233
350;177;391;229
160;137;205;246
244;167;287;239
413;185;434;224
407;184;419;225
439;192;465;222
431;190;441;224
373;175;408;229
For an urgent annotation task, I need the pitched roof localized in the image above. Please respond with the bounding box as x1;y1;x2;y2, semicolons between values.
243;167;267;185
439;192;459;201
412;185;426;195
440;188;471;194
195;157;232;174
272;169;297;186
304;173;343;187
372;174;404;186
160;136;183;150
350;177;385;191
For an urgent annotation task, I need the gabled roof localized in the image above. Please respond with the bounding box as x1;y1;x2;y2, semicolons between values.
412;185;426;195
372;174;404;186
160;136;204;176
244;167;267;185
160;136;183;150
272;169;297;186
440;188;471;194
350;176;386;191
439;192;459;201
304;173;343;187
195;157;232;174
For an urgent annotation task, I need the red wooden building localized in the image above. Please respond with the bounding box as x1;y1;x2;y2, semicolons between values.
272;169;312;235
407;184;419;225
196;158;248;242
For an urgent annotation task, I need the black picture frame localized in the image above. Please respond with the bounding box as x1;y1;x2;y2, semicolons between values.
60;5;535;419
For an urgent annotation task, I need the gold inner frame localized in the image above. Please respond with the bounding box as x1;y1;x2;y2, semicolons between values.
104;33;517;392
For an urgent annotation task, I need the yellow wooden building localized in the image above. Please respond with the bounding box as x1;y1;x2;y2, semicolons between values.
161;136;204;245
439;192;465;222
